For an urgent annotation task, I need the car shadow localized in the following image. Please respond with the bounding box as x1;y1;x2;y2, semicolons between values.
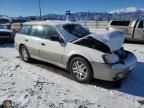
30;59;74;80
19;58;144;97
90;78;122;89
117;62;144;97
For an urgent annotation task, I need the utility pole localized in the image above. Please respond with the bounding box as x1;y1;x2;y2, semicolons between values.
86;10;89;27
38;0;42;20
87;10;89;21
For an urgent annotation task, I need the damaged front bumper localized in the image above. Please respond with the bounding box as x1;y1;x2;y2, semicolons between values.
91;52;137;81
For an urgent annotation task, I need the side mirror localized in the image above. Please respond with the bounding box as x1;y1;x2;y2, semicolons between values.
51;36;65;43
51;36;60;41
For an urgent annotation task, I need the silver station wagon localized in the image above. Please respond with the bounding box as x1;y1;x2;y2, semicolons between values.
15;20;137;83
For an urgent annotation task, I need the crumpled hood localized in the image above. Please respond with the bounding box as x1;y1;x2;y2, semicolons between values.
89;31;124;51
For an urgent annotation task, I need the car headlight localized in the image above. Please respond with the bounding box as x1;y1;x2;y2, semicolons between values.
102;53;119;64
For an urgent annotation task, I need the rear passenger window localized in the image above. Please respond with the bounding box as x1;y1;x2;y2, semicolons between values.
19;24;60;39
19;25;31;35
29;25;43;37
111;21;130;26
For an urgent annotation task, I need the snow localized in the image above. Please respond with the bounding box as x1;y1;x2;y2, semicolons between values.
0;43;144;108
109;7;144;14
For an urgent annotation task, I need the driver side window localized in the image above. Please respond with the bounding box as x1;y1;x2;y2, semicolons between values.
42;25;60;39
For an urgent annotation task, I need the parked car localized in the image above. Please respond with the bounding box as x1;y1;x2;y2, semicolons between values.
108;20;144;42
0;23;15;42
11;23;22;33
15;20;137;83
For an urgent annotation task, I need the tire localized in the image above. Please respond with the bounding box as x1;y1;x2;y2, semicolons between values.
19;45;31;62
70;57;93;83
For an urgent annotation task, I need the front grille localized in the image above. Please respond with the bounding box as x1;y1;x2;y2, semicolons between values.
114;48;128;64
0;32;11;36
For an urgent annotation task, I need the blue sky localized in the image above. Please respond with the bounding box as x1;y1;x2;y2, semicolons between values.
0;0;144;17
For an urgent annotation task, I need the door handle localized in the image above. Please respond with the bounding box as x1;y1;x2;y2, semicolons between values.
41;43;45;46
25;39;28;42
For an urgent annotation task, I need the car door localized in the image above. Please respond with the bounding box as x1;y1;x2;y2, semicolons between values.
18;24;39;57
39;25;65;65
133;20;144;41
24;25;44;57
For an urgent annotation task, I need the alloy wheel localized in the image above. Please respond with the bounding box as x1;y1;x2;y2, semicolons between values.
72;61;88;80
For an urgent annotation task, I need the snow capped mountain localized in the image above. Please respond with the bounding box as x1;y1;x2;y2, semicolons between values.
110;7;144;14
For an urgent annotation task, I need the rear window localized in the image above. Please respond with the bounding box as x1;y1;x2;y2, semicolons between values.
111;21;130;26
0;24;11;29
0;19;10;23
19;25;31;35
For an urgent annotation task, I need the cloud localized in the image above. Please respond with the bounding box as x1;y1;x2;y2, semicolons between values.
109;7;144;14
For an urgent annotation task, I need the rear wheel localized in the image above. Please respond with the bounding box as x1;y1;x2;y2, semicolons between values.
70;57;93;83
19;45;31;62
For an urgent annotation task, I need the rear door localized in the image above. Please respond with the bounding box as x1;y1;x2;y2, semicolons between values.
18;24;42;57
17;25;39;57
133;20;144;41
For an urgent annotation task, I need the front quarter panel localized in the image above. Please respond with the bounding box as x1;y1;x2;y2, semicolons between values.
65;43;105;65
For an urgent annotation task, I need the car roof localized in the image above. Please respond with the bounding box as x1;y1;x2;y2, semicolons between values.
23;20;74;26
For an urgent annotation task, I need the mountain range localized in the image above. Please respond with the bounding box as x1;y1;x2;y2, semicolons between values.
1;7;144;22
40;7;144;21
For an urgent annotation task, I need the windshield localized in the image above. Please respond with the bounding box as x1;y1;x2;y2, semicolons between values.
63;24;90;38
0;24;11;29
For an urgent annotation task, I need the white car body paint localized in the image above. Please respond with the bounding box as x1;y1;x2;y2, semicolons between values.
15;20;137;81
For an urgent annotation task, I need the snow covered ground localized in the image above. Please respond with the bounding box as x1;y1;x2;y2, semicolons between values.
0;43;144;108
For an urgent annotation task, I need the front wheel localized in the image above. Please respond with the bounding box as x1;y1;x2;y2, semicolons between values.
70;57;93;83
19;46;31;62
